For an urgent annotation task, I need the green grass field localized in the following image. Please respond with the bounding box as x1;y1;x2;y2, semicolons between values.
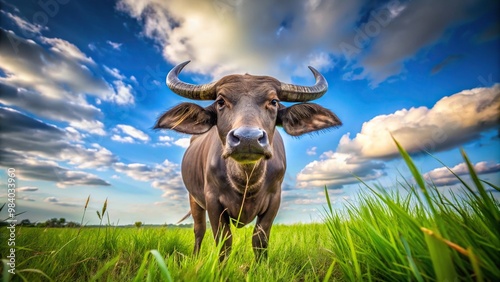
2;143;499;281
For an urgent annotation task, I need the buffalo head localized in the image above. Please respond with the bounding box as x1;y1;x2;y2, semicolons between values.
155;61;341;163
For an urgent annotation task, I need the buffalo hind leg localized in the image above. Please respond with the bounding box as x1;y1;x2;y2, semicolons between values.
189;195;206;255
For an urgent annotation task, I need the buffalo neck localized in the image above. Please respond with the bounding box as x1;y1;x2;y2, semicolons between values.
226;158;267;195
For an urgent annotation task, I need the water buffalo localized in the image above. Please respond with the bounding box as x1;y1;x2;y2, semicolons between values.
154;61;341;261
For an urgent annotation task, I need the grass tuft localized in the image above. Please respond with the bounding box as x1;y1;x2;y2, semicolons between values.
323;140;500;281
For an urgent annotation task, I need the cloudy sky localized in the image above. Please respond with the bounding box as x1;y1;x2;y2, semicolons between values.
0;0;499;225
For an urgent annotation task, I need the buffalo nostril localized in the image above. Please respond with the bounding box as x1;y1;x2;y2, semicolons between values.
258;131;268;146
227;130;240;147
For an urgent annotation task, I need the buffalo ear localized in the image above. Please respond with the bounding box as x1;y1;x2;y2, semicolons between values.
154;103;216;134
277;103;342;136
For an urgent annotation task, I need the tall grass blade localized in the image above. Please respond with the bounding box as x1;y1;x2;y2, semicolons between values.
146;259;155;282
482;179;499;190
391;136;425;191
421;227;468;256
322;260;336;282
461;148;500;221
17;269;54;282
149;250;173;282
324;186;333;215
400;236;424;282
344;222;361;280
78;195;90;235
131;250;173;282
133;252;151;282
481;179;500;191
101;198;108;216
422;227;457;281
2;259;11;282
84;195;90;209
468;247;483;282
89;255;120;282
391;135;437;216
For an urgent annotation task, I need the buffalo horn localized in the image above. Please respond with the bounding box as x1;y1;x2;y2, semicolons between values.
166;61;217;100
279;66;328;102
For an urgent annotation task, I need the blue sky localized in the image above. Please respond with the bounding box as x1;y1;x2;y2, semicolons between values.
0;0;499;225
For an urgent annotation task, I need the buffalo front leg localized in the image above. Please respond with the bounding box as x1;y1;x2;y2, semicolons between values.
252;218;272;261
206;197;232;262
190;195;206;255
253;193;280;261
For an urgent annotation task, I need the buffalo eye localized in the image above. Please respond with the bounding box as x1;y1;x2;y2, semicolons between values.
270;99;279;107
216;98;225;110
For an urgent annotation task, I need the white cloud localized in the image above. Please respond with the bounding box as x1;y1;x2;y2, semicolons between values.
113;159;186;200
88;43;96;51
173;138;191;148
113;124;150;143
104;65;126;80
69;120;106;136
0;32;107;98
62;144;116;169
65;127;84;142
17;186;38;192
111;134;135;143
0;83;105;135
19;196;36;202
0;150;111;187
294;52;333;77
111;80;135;105
0;106;187;195
155;135;174;146
337;84;500;159
155;136;191;148
159;136;174;142
424;161;500;186
306;147;317;156
0;107;115;186
280;189;349;214
116;0;364;80
0;29;118;134
102;67;134;105
117;0;481;85
44;197;80;206
1;11;48;34
107;40;122;50
293;197;326;205
41;36;95;64
44;197;58;203
0;28;138;136
297;84;500;188
297;152;385;189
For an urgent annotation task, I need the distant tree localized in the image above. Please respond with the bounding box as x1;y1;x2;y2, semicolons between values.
134;221;143;228
20;219;32;226
59;218;66;226
66;221;80;228
47;218;59;227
